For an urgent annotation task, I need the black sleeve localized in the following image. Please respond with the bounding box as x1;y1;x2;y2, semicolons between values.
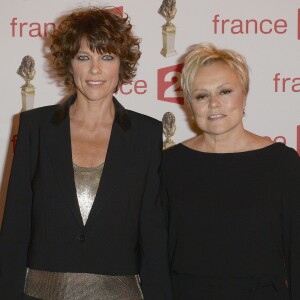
138;122;172;300
282;148;300;299
0;112;34;299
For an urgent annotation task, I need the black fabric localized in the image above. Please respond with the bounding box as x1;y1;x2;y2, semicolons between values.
163;143;300;299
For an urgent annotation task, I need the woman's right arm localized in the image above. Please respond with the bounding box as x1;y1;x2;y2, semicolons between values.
0;112;34;299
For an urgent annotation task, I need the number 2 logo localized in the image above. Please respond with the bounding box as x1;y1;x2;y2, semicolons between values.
157;64;184;104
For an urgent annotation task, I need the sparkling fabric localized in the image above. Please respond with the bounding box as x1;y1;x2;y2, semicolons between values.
24;269;144;299
73;162;104;225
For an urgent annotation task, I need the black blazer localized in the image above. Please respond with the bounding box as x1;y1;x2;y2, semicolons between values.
0;95;172;299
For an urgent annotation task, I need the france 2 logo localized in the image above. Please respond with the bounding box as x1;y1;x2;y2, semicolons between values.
157;63;184;105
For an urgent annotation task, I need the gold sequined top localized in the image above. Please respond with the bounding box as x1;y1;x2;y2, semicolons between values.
24;163;143;300
73;162;104;225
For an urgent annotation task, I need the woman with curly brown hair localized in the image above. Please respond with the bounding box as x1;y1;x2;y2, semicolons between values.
0;7;171;300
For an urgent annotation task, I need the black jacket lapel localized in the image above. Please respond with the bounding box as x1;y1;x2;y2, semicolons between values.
48;95;132;228
49;95;83;227
85;97;132;225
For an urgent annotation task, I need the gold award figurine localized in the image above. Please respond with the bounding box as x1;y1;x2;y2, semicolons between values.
162;112;176;149
158;0;177;57
17;55;36;111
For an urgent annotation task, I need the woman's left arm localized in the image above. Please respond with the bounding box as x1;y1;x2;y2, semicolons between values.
138;121;172;300
283;148;300;299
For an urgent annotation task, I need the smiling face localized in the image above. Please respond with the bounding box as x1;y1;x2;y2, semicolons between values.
190;62;246;137
71;38;120;104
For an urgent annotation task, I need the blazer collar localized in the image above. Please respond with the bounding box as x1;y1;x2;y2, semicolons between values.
51;94;131;131
48;94;132;228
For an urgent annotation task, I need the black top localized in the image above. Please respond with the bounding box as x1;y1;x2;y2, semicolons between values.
162;142;300;299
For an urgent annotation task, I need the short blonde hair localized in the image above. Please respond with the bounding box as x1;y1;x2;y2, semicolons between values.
181;43;249;102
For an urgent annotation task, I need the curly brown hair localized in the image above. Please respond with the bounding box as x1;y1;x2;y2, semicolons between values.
50;6;141;91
